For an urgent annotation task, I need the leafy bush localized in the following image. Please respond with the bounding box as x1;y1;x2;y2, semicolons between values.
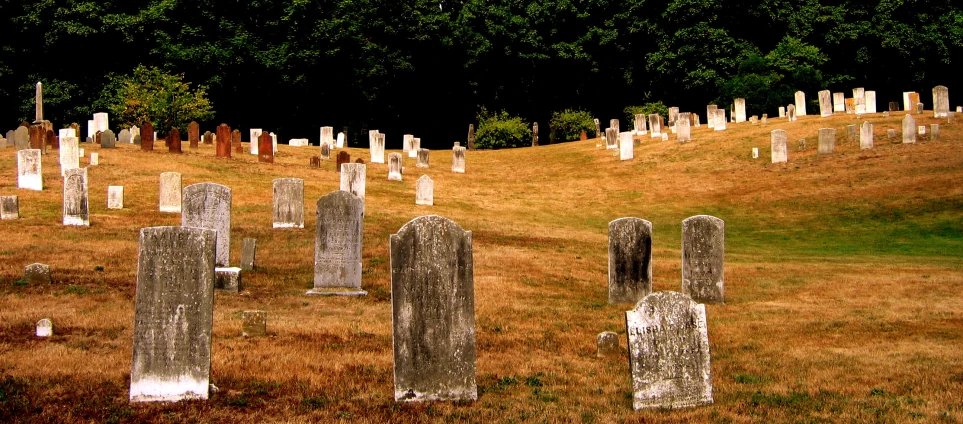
623;102;669;130
105;65;214;134
475;108;531;149
549;109;595;142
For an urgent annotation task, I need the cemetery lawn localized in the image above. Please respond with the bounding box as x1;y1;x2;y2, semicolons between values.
1;111;962;422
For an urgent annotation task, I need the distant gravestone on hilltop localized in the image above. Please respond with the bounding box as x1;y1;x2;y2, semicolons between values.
467;124;475;150
416;148;430;168
833;92;845;112
771;130;788;163
681;215;725;304
308;190;366;296
933;86;949;118
818;90;832;117
794;91;807;116
608;218;652;304
452;146;466;173
62;168;89;226
168;128;182;153
182;183;232;267
273;178;304;228
388;153;403;181
677;112;692;143
734;98;746;123
391;215;476;402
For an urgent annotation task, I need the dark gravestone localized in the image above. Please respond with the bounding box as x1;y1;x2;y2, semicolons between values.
101;129;116;148
320;143;331;160
608;218;653;304
231;129;242;153
0;195;19;219
188;121;200;149
203;131;213;145
216;124;231;158
141;122;154;151
336;151;350;170
272;178;304;228
242;311;266;337
133;135;141;145
258;132;274;163
25;263;51;284
182;183;232;267
240;238;256;271
69;123;80;141
889;101;900;112
354;158;365;164
390;215;476;401
45;129;56;150
681;215;725;304
467;123;475;150
95;131;102;145
416;148;429;168
310;156;321;168
29;125;44;151
62;168;89;226
130;226;216;402
168;128;182;153
308;190;366;296
388;152;403;181
605;127;617;149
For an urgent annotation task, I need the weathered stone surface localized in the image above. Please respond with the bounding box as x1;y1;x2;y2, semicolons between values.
309;190;365;295
846;124;857;140
403;134;414;155
388;153;403;181
860;122;874;150
1;196;19;219
336;151;351;171
902;114;916;144
216;124;231;158
787;104;796;122
159;172;182;213
416;148;429;168
320;143;331;160
467;124;475;150
751;148;759;158
890;101;900;112
188;122;199;148
713;110;726;130
18;149;43;191
933;86;949;118
610;118;620;133
853;87;866;113
865;91;877;113
409;136;421;158
36;318;52;337
100;129;115;149
818;128;835;154
415;175;434;206
908;92;921;112
339;163;366;210
182;183;232;267
242;311;266;337
778;106;785;118
214;267;242;292
63;168;89;226
626;291;713;410
370;130;385;163
106;186;124;209
250;129;262;155
167;128;182;153
273;178;304;228
597;331;619;358
141;122;154;151
90;152;99;165
59;137;79;177
605;128;618;150
532;122;539;147
888;129;896;139
452;146;466;173
649;114;662;138
818;90;832;117
833;92;845;112
202;131;213;145
320;126;334;147
931;124;940;141
258;132;274;163
794;91;807;116
390;215;476;402
240;238;257;271
634;114;645;134
733;98;746;123
619;132;634;160
608;218;652;304
119;129;132;144
681;215;725;304
130;226;216;402
677;113;692;143
706;105;718;128
232;130;242;153
25;263;51;284
29;125;44;151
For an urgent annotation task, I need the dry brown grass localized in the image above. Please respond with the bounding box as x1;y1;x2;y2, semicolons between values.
1;110;962;423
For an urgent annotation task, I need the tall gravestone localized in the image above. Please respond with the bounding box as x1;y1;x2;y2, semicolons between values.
60;137;79;176
249;128;262;155
273;178;304;228
240;238;257;270
168;128;182;153
388;153;403;181
902;114;916;143
634;114;645;134
320;143;331;160
681;215;725;304
531;122;539;147
668;107;680;127
308;190;366;296
706;105;717;129
933;86;949;118
62;168;89;226
452;146;466;173
232;130;242;153
794;91;807;116
853;87;866;113
416;149;429;168
182;183;232;267
29;125;44;151
216;124;231;158
159;172;182;213
677;113;692;143
17;149;43;190
833;92;845;112
258;131;274;163
860;121;874;150
818;90;832;117
818;128;835;154
649;114;661;138
608;218;652;304
605;128;618;150
188;122;199;148
626;291;713;410
467;124;475;150
865;91;877;113
140;122;154;151
593;118;601;141
415;175;434;206
390;215;476;402
619;132;634;160
130;226;216;402
734;98;746;123
403;134;414;155
320;126;334;147
45;129;57;151
609;118;619;133
340;163;366;208
770;130;788;163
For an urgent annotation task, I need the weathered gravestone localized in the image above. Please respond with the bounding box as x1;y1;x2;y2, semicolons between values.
45;129;56;151
309;156;321;168
320;143;331;160
25;263;51;284
182;183;232;267
706;105;717;128
887;129;896;139
634;114;645;134
833;92;845;112
619;132;634;161
130;226;216;402
336;151;351;171
626;291;713;410
167;128;182;153
916;102;924;114
734;98;747;122
605;128;618;150
59;137;79;176
415;175;434;206
214;268;242;292
36;319;53;337
608;218;653;305
242;311;266;337
1;196;19;219
907;92;921;112
273;178;304;228
108;186;124;209
416;148;430;168
240;238;257;271
320;126;334;147
250;128;262;155
29;125;44;151
778;106;785;118
713;110;726;130
232;130;242;153
846;124;857;140
101;129;116;148
786;104;796;122
818;90;832;117
340;163;366;209
594;119;601;142
141;122;154;151
794;91;807;116
402;134;414;155
467;124;475;150
90;153;99;166
532;122;540;146
933;86;949;118
931;124;940;141
18;149;43;191
390;215;476;402
902;114;917;144
853;87;866;113
818;128;835;154
14;126;29;150
860;122;874;150
387;152;404;181
370;130;386;163
307;190;366;296
337;132;346;148
452;146;466;173
159;172;182;213
188;122;199;148
681;215;725;304
258;132;274;163
865;91;877;113
610;118;620;133
597;331;619;358
889;101;900;112
202;131;213;145
119;129;132;144
649;114;662;138
216;124;231;158
677;113;692;143
63;168;89;226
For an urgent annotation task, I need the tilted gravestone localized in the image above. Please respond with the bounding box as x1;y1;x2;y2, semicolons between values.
388;152;403;181
101;129;116;148
141;122;154;151
608;218;653;304
308;190;366;296
130;226;216;402
605;128;618;150
18;149;43;191
25;263;51;284
340;163;366;208
681;215;725;304
240;238;257;270
273;178;304;228
416;148;429;168
415;175;434;206
108;186;124;209
391;215;476;401
159;172;182;213
258;131;274;163
597;331;619;358
626;291;713;410
216;124;232;158
860;122;874;150
902;114;916;144
63;168;89;226
59;137;79;176
188;121;199;148
36;318;53;337
452;146;466;173
168;128;182;154
242;311;266;337
182;183;232;267
1;196;19;219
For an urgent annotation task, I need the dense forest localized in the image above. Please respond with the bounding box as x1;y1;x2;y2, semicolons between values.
1;0;960;147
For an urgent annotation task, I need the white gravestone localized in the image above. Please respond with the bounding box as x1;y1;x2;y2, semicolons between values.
770;130;787;163
182;183;232;267
340;163;366;209
794;91;807;116
319;126;334;147
249;128;262;155
18;149;43;191
108;186;124;209
818;90;832;117
403;134;414;155
677;113;692;143
336;132;345;148
59;136;79;176
865;91;877;113
933;86;949;118
93;112;108;132
388;153;403;181
833;92;845;112
706;105;717;128
853;87;866;113
734;98;746;123
619;132;634;161
860;122;874;150
713;110;726;131
36;318;53;337
648;114;661;138
416;148;429;168
415;175;434;206
452;146;466;173
90;153;99;165
272;178;304;228
369;130;385;163
159;172;182;213
902;114;916;144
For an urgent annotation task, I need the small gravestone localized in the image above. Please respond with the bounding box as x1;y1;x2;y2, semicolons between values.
133;135;141;145
846;124;857;140
310;156;321;168
308;190;365;296
202;131;213;145
59;137;79;176
79;148;84;157
320;143;330;160
416;148;429;168
467;124;475;150
25;263;51;284
216;124;231;158
931;124;940;141
677;113;692;142
818;90;832;117
18;149;43;191
159;172;182;213
108;186;124;209
751;148;759;158
860;122;874;150
340;163;366;208
130;226;216;402
415;175;434;206
273;178;304;228
902;114;917;144
141;122;154;151
14;126;29;150
355;158;365;164
101;129;116;148
391;215;476;401
661;133;669;141
214;267;242;292
770;130;787;163
409;136;420;158
242;311;266;337
778;106;785;118
626;291;713;410
403;134;414;155
182;183;232;267
608;218;652;304
918;125;926;135
597;331;619;358
605;128;618;150
452;146;466;173
916;102;924;114
241;238;256;270
888;129;896;139
63;168;89;226
833;92;845;112
90;152;99;165
232;129;242;153
258;132;274;163
388;152;403;181
188;121;199;148
36;319;53;337
786;104;796;122
681;215;725;304
619;132;634;160
1;196;19;219
337;132;346;148
889;101;900;112
594;118;601;143
370;130;386;163
818;128;835;154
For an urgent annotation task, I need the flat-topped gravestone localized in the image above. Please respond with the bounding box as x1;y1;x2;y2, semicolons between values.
677;113;692;142
597;331;619;358
648;114;661;138
214;267;242;292
337;132;346;148
370;130;386;163
108;186;124;209
452;146;466;173
320;143;331;160
25;263;51;284
308;190;365;296
713;110;726;130
250;128;262;154
63;168;89;226
159;172;182;213
416;148;429;168
1;196;19;219
833;92;845;112
888;129;896;139
931;124;940;141
608;218;652;304
626;291;713;410
818;90;832;117
409;136;421;158
258;132;274;163
188;122;199;148
918;125;926;135
890;101;900;112
860;122;874;150
130;226;216;402
182;183;232;267
320;126;334;147
18;149;43;191
388;152;403;181
467;125;475;150
168;128;182;153
751;148;759;159
403;134;414;155
232;130;242;153
933;86;949;118
902;114;916;144
818;128;835;154
605;128;618;150
681;215;725;304
29;125;44;151
415;175;434;206
140;122;154;151
216;124;231;158
59;137;79;176
273;178;304;228
634;114;645;134
778;106;785;118
734;98;746;122
340;163;366;210
391;215;476;402
240;238;257;270
242;311;266;337
846;124;857;140
853;87;866;113
794;91;807;116
36;319;52;337
610;118;620;133
865;91;877;113
619;132;634;160
706;105;717;128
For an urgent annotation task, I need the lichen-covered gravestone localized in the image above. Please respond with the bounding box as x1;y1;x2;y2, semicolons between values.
608;218;653;304
1;196;19;219
626;291;713;410
416;148;430;168
681;215;725;304
24;263;51;284
242;311;266;337
159;172;182;213
391;215;476;402
18;149;42;191
340;163;366;208
272;178;304;228
182;183;232;267
597;331;619;358
214;267;241;292
415;175;434;206
240;238;256;271
452;146;466;173
308;190;366;296
63;168;89;226
677;113;692;142
370;130;385;163
387;153;403;181
818;128;835;154
130;226;216;402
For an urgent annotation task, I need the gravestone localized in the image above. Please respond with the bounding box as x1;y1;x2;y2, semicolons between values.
415;175;434;206
416;148;429;168
889;101;899;112
902;114;916;144
308;190;366;296
649;114;662;138
908;92;921;111
232;130;242;153
36;319;52;337
865;91;877;113
101;129;116;148
860;122;874;150
452;146;466;173
619;132;634;160
45;129;57;151
182;183;232;266
818;90;832;117
337;132;346;148
668;107;680;127
778;106;785;118
214;268;242;292
918;125;926;135
853;87;866;113
310;156;320;168
133;135;141;145
605;128;618;150
787;104;796;122
240;238;257;270
608;218;652;304
29;125;44;151
119;129;132;144
833;92;845;112
108;186;124;209
409;136;421;158
370;130;386;163
846;124;857;140
59;137;79;176
594;118;601;141
340;163;366;207
610;118;620;133
933;86;949;118
931;124;940;141
70;123;80;140
597;332;619;358
14;126;29;150
321;143;331;160
320;126;334;147
273;178;304;228
531;122;538;147
202;131;213;145
713;110;726;130
388;152;403;181
159;172;182;213
63;168;89;226
794;91;807;116
250;128;262;154
25;263;51;284
168;128;182;153
258;131;274;163
761;114;767;125
677;113;692;143
390;215;476;401
242;311;266;337
916;102;924;114
751;148;759;159
706;105;718;128
140;122;154;151
93;112;108;132
403;134;414;155
216;124;231;158
467;124;475;150
188;122;199;148
18;149;43;190
887;129;896;139
336;151;351;171
818;128;835;154
130;226;216;402
626;291;713;410
634;114;645;134
0;196;19;219
734;98;747;123
681;215;725;304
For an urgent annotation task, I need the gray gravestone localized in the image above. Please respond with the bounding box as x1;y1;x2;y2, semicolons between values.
5;130;13;147
677;113;691;143
902;114;916;144
119;129;132;144
770;130;788;163
846;124;856;140
818;128;835;154
933;86;949;118
242;311;266;337
340;163;366;208
597;331;619;358
36;318;53;337
308;190;366;296
63;168;89;226
452;146;466;173
608;218;653;304
159;172;182;212
681;215;725;304
415;175;434;206
860;122;874;150
101;129;116;148
391;215;476;402
931;124;940;141
1;196;19;219
182;183;232;267
388;152;403;181
240;238;256;270
416;148;430;168
706;105;717;128
14;126;29;150
605;128;617;150
25;263;51;284
888;129;896;139
273;178;304;228
214;267;241;292
130;226;216;402
133;135;141;145
626;291;713;410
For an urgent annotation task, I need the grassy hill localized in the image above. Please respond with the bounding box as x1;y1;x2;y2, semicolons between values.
1;110;961;422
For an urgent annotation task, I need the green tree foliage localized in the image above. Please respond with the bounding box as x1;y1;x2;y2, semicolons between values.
474;108;531;150
106;66;214;134
549;109;595;142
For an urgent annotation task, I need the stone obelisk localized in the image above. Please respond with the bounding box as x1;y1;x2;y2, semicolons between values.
34;82;43;123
